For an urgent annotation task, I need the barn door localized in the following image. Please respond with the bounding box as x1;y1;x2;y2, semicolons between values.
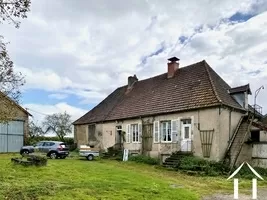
142;123;153;155
0;121;24;153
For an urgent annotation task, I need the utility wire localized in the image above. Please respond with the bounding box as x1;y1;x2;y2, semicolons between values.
25;108;50;116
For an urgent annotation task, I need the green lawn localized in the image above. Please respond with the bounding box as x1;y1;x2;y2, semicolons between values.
0;154;265;200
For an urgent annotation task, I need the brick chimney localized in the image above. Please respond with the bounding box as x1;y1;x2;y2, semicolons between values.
167;57;180;78
127;74;138;89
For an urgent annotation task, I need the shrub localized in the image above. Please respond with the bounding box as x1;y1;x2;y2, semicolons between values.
177;156;230;176
128;155;159;165
231;164;267;179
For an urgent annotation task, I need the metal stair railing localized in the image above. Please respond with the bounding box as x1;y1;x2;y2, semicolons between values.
223;116;245;163
230;113;255;171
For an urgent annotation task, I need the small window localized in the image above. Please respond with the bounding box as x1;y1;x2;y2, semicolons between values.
131;124;139;143
160;121;172;142
182;119;191;124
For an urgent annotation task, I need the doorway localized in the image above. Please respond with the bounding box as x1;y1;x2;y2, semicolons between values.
115;125;122;149
180;119;192;152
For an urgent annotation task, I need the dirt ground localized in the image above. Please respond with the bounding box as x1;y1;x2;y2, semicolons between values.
202;189;267;200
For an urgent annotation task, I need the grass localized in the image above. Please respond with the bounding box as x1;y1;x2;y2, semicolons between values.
0;154;266;200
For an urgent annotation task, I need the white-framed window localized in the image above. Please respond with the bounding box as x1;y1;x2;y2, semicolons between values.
160;121;172;142
126;123;142;143
131;124;139;143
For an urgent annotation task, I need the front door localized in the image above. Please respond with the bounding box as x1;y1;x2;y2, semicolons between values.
181;124;192;152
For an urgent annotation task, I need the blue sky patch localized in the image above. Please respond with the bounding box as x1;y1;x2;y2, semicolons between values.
141;42;165;65
179;36;188;44
229;12;255;22
247;70;262;76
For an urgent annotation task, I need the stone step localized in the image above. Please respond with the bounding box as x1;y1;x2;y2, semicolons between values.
165;159;181;162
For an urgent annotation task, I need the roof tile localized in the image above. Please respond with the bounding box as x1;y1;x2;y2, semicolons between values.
73;60;243;124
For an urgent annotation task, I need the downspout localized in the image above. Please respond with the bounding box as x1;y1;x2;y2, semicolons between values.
229;109;232;142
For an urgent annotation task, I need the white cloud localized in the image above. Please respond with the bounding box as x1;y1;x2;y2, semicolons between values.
24;102;87;125
1;0;267;114
24;102;88;137
48;93;68;100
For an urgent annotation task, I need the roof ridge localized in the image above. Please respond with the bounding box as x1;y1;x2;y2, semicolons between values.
119;60;206;88
0;91;32;116
203;60;222;104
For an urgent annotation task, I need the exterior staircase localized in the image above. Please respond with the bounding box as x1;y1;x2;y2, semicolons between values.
162;151;193;168
223;113;254;171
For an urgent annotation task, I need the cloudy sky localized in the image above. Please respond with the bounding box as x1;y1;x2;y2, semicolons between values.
1;0;267;126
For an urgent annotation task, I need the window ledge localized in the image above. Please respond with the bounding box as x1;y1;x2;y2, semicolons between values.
160;141;172;143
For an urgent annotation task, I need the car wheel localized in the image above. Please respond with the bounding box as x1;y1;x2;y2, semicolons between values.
49;152;58;159
87;154;94;161
21;150;29;156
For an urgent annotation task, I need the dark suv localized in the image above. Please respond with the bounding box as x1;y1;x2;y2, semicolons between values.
20;141;69;159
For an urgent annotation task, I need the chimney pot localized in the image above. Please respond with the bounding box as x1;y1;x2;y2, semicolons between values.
128;74;138;90
167;57;180;78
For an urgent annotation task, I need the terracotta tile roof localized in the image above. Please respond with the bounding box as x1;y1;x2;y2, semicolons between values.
228;84;252;95
73;60;244;125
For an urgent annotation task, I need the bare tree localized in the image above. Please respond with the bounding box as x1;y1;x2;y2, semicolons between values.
28;120;45;138
0;0;31;28
43;112;72;141
0;0;31;122
0;38;25;121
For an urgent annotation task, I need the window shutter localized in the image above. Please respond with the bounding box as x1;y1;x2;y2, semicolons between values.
191;116;194;137
177;117;181;141
138;123;142;143
153;121;159;143
126;124;130;143
171;120;178;142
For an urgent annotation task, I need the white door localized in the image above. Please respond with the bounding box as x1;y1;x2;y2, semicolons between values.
181;124;192;152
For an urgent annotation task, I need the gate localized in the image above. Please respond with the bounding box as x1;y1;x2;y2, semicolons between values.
0;121;24;153
142;123;153;155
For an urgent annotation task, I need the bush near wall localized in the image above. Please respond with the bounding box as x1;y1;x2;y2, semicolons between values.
25;136;76;151
176;156;230;176
128;155;160;165
174;156;267;178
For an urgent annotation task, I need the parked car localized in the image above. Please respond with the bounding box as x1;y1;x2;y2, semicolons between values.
20;141;69;159
79;145;100;161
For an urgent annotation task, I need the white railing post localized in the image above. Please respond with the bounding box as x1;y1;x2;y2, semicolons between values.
234;178;238;199
252;178;257;199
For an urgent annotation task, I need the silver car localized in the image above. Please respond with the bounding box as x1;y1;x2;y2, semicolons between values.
20;141;69;159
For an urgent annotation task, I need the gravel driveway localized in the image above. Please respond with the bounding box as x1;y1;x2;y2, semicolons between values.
202;189;267;200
